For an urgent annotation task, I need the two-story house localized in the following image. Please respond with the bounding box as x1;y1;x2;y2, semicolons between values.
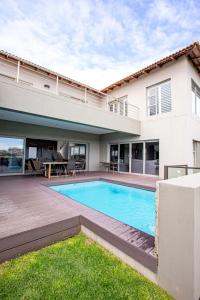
0;42;200;178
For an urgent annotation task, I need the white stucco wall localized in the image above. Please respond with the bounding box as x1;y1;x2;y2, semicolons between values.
157;173;200;300
102;57;200;178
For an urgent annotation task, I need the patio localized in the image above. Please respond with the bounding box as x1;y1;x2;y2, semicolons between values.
0;172;158;274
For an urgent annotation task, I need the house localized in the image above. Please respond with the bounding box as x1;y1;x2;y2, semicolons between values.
0;41;200;178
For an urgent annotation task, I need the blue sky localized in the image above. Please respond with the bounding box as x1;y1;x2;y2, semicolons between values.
0;0;200;89
0;137;23;150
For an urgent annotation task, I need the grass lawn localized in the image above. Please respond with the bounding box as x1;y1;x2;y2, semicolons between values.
0;233;173;300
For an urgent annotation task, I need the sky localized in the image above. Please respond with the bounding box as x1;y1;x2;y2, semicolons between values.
0;0;200;90
0;137;24;150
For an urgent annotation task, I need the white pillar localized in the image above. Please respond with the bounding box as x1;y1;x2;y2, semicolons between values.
16;61;20;83
106;95;109;110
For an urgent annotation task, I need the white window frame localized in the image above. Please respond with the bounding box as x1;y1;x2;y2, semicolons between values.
147;79;171;116
191;79;200;117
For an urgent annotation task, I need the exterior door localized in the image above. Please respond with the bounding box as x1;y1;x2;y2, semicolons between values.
145;141;159;175
110;144;119;171
119;144;129;172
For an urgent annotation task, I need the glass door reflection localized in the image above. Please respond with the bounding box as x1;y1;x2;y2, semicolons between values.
119;144;129;172
110;144;118;171
0;136;24;174
145;142;159;175
131;143;143;174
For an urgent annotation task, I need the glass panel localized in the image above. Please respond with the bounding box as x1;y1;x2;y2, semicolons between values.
131;143;143;174
0;136;24;174
187;168;200;175
110;145;118;162
119;144;129;172
110;144;118;171
145;142;159;175
168;167;187;179
69;143;86;162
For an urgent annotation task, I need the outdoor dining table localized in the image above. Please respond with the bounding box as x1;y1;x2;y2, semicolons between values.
43;161;80;179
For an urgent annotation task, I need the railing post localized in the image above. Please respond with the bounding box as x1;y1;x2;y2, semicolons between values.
16;61;20;83
164;166;168;180
106;95;109;111
186;166;188;175
84;88;87;103
56;76;59;94
123;99;126;116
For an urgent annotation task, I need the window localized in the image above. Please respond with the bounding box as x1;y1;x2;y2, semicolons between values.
192;80;200;116
68;143;86;162
147;80;171;116
0;136;24;174
109;96;128;116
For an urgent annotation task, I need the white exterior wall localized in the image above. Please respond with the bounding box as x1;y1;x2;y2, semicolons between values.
0;120;100;171
102;57;200;178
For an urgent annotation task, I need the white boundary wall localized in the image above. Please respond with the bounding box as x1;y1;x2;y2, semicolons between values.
157;173;200;300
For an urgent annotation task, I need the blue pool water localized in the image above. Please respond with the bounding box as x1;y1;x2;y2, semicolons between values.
50;181;155;236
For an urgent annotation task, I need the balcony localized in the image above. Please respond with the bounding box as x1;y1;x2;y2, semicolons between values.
0;73;140;135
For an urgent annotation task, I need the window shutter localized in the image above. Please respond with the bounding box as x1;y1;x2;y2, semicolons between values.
160;81;171;113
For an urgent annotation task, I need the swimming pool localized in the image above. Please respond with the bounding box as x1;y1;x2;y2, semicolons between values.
50;180;156;236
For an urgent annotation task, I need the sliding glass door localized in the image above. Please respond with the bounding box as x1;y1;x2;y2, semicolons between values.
0;136;24;175
145;142;159;175
131;141;159;175
131;143;143;174
110;144;118;171
110;141;159;175
119;144;129;172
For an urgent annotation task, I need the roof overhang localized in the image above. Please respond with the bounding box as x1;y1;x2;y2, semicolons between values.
102;41;200;93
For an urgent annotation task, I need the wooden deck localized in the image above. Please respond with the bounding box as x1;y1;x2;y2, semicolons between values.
0;172;158;272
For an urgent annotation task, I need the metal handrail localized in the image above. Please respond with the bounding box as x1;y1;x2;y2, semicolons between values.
0;73;140;120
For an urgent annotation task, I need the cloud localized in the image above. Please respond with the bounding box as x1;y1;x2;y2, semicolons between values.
0;0;199;89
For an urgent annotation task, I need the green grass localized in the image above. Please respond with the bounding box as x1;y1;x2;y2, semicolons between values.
0;233;173;300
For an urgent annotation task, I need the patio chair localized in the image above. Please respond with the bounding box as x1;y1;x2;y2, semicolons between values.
75;160;86;175
66;158;76;176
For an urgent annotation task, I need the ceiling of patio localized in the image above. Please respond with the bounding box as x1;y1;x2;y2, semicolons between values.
0;109;115;135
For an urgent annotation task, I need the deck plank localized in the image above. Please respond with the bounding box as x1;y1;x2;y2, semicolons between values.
0;172;158;271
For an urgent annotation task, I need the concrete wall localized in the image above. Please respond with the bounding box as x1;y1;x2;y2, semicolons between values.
0;120;100;171
104;57;200;177
157;173;200;300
